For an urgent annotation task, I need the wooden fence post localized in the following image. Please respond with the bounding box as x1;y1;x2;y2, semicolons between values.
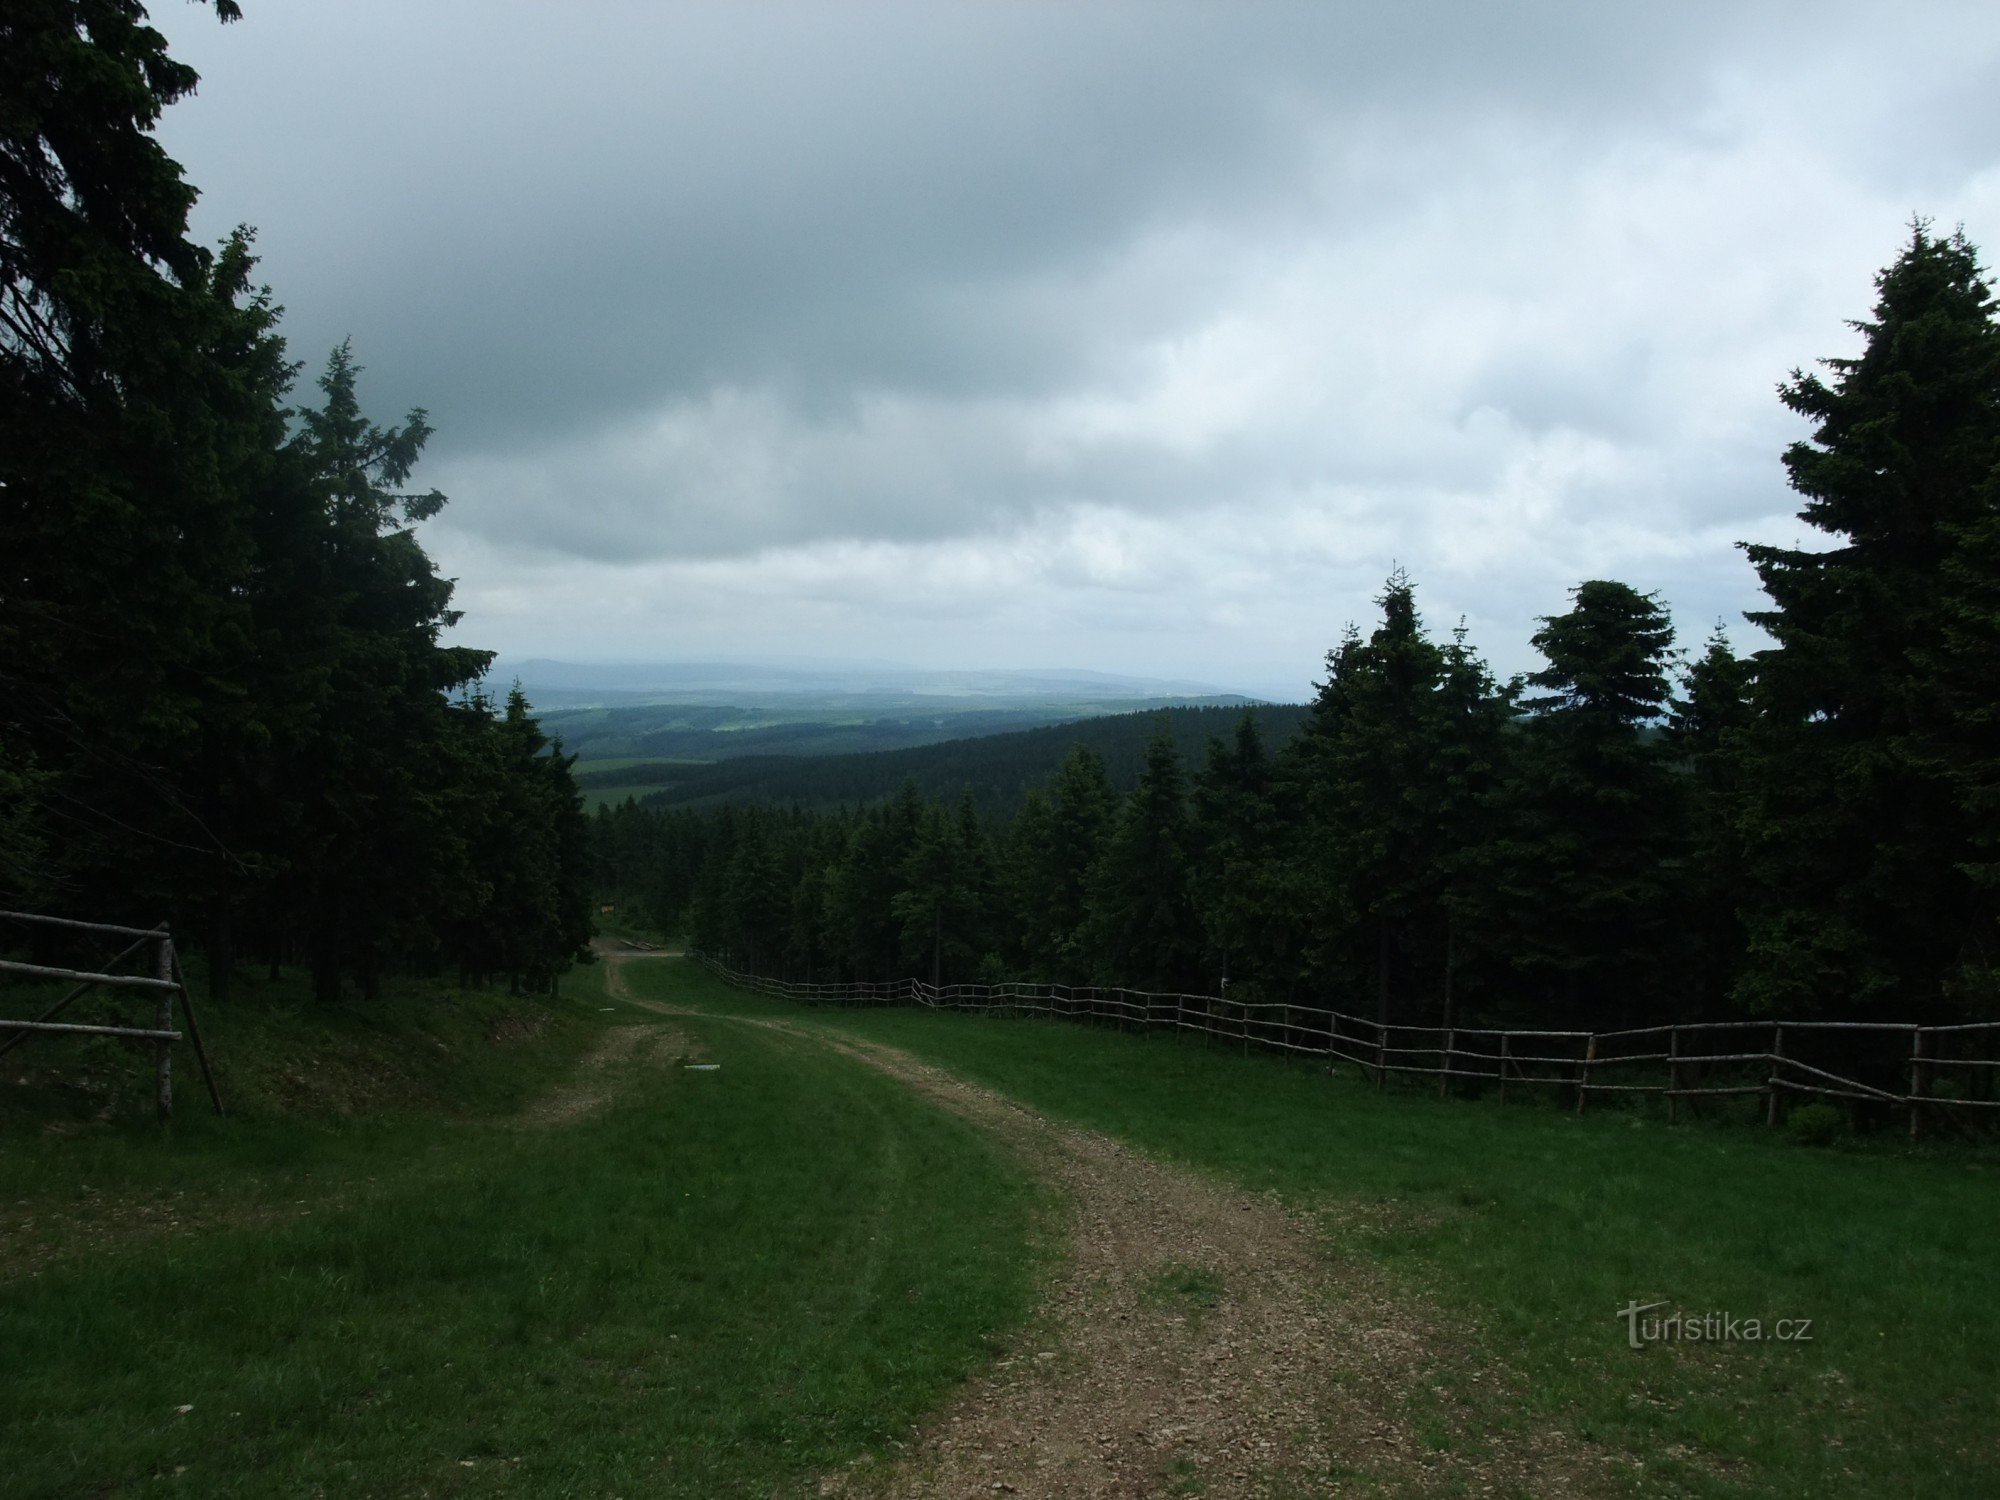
1667;1026;1680;1125
1909;1028;1929;1141
165;941;224;1117
1241;998;1250;1057
1767;1024;1785;1128
1498;1033;1510;1105
1575;1035;1597;1115
1374;1021;1388;1091
1438;1028;1454;1100
153;934;173;1122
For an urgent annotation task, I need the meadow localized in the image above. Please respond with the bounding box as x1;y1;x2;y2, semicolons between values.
631;957;2000;1499
5;951;1995;1497
0;962;1043;1498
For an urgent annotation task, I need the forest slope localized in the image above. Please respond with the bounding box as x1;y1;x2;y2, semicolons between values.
619;702;1310;814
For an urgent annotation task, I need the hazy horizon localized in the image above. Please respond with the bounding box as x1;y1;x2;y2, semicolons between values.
487;655;1289;706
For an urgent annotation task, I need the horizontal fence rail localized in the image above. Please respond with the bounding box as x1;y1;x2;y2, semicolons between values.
689;952;2000;1139
1;910;223;1118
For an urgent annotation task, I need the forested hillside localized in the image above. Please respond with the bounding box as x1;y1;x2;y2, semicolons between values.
0;3;591;999
539;696;1257;764
595;703;1310;814
595;225;2000;1036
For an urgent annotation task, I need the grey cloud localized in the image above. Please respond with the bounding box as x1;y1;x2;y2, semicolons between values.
160;0;1836;452
143;0;2000;691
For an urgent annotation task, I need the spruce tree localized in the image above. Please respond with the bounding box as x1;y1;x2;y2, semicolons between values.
3;4;603;1003
285;345;489;1000
1032;747;1116;976
1082;729;1199;990
1191;712;1278;992
823;782;923;977
1932;501;2000;1009
1275;625;1364;1003
995;788;1057;977
1429;620;1515;1026
1283;574;1508;1024
720;811;787;975
1737;224;2000;1018
890;792;992;986
465;688;591;993
1497;580;1681;1028
1668;628;1753;1018
2;1;285;929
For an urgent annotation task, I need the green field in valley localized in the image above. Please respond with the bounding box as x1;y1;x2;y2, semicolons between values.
579;782;683;812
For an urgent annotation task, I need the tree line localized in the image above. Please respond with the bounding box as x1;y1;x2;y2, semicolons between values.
1;3;592;999
595;703;1311;817
597;225;2000;1033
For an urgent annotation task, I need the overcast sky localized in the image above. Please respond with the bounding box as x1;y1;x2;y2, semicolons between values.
153;1;2000;700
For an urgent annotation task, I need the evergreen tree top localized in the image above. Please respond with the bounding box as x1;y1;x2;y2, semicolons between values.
1744;224;2000;729
1524;580;1676;727
1772;222;1999;555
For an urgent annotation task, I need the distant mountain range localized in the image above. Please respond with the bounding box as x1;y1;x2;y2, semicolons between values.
487;658;1259;713
488;658;1279;764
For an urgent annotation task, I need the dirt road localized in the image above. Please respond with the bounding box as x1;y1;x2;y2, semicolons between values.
596;946;1603;1499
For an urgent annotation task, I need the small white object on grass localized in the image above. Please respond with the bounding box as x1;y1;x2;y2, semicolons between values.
683;1063;721;1071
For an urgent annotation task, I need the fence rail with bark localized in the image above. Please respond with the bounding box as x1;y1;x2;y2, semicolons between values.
689;953;1997;1139
1;910;223;1119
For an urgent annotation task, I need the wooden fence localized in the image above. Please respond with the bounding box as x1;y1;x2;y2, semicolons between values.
0;910;222;1119
691;953;1999;1140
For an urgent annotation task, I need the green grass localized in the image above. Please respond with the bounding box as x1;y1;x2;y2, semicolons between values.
1;960;1046;1497
630;957;2000;1499
570;756;709;810
572;756;712;816
2;962;598;1132
18;948;1994;1497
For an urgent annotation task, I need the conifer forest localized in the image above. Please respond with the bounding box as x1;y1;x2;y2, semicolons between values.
1;2;593;999
598;226;2000;1038
9;8;2000;1496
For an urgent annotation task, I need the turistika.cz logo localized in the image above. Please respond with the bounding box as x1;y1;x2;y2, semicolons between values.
1617;1300;1814;1350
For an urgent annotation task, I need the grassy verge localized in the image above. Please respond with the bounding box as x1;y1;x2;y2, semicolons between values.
2;964;606;1269
634;957;2000;1499
2;959;1046;1497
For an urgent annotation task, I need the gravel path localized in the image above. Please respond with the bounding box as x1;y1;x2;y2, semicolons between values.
600;948;1605;1499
